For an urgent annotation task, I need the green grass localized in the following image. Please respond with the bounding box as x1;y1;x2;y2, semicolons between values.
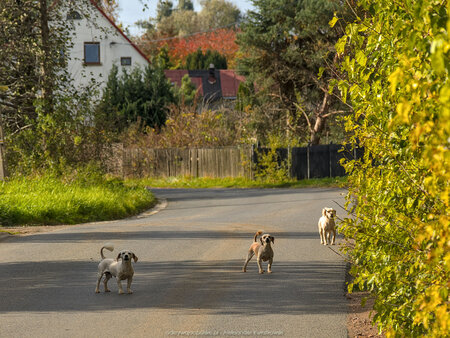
0;174;156;227
129;176;348;189
0;173;346;227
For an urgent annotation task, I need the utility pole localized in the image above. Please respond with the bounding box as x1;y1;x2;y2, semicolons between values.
0;114;7;180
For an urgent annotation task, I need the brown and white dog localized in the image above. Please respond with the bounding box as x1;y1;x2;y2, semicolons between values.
95;244;138;294
318;207;336;245
242;231;274;274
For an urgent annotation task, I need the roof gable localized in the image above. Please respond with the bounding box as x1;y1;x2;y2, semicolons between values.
87;0;150;64
52;0;150;64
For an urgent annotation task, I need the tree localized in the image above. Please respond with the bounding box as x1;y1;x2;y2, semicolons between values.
335;0;449;336
0;0;115;173
0;0;70;154
158;7;200;37
100;64;175;132
198;0;240;30
178;0;194;11
185;48;227;69
172;74;198;106
136;0;241;67
156;0;173;23
237;0;348;145
138;27;240;69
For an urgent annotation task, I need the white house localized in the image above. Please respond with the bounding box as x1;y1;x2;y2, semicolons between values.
63;0;150;90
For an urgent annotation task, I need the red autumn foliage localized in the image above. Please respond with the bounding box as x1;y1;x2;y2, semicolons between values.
138;28;240;68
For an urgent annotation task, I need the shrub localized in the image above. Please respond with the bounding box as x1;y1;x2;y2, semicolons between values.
100;64;175;132
334;0;449;336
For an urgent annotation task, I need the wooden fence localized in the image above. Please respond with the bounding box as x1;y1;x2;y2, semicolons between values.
104;144;363;179
105;145;253;178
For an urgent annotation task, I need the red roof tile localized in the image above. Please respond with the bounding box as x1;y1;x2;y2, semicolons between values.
164;70;189;87
220;70;245;98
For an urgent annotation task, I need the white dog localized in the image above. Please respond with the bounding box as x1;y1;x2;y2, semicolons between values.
318;207;336;245
95;244;138;294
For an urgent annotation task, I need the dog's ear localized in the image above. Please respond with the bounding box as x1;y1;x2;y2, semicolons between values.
270;236;274;244
116;252;122;261
322;208;327;217
260;237;264;245
132;253;138;262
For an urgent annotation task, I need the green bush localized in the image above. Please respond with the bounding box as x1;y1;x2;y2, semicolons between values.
334;0;449;336
185;48;227;69
100;64;175;132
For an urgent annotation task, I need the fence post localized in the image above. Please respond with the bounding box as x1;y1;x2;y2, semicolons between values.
307;143;310;179
329;144;332;178
0;115;7;180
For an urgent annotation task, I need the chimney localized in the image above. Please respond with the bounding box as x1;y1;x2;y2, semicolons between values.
208;64;216;84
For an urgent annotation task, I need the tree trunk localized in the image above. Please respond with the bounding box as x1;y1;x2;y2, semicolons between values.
39;0;53;115
309;91;330;145
0;115;7;179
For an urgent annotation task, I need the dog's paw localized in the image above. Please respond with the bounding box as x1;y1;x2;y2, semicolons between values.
95;289;100;293
105;289;111;293
259;270;265;274
127;290;133;294
267;270;272;274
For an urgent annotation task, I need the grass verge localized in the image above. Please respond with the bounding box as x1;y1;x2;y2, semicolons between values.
0;173;156;227
129;176;347;189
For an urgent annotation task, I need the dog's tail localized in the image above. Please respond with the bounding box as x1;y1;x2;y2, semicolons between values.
100;243;114;259
253;231;264;242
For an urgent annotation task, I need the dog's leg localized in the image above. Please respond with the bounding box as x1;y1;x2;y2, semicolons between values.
117;279;124;294
95;273;103;293
267;257;273;274
319;228;325;245
127;277;133;294
257;256;264;274
242;250;254;272
331;229;336;245
103;272;112;292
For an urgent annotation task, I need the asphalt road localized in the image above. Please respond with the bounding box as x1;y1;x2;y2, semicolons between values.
0;188;348;338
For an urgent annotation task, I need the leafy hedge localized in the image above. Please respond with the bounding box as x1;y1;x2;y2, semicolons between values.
333;0;449;336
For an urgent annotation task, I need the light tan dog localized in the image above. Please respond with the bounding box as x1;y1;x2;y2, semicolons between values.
318;207;336;245
95;244;138;294
242;231;274;274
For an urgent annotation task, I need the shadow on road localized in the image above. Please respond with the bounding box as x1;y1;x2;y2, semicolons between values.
150;188;345;203
10;230;322;243
0;259;346;315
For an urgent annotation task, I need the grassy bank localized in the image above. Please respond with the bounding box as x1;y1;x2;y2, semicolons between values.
0;174;156;227
130;176;347;189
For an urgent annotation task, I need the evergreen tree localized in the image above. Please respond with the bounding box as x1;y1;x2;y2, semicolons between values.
185;48;227;69
237;0;349;144
101;64;175;131
179;74;198;106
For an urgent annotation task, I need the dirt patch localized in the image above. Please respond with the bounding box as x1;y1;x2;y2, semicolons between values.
1;225;68;236
347;291;385;337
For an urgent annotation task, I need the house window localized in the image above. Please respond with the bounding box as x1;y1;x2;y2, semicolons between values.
84;42;100;65
121;57;132;66
67;10;82;20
